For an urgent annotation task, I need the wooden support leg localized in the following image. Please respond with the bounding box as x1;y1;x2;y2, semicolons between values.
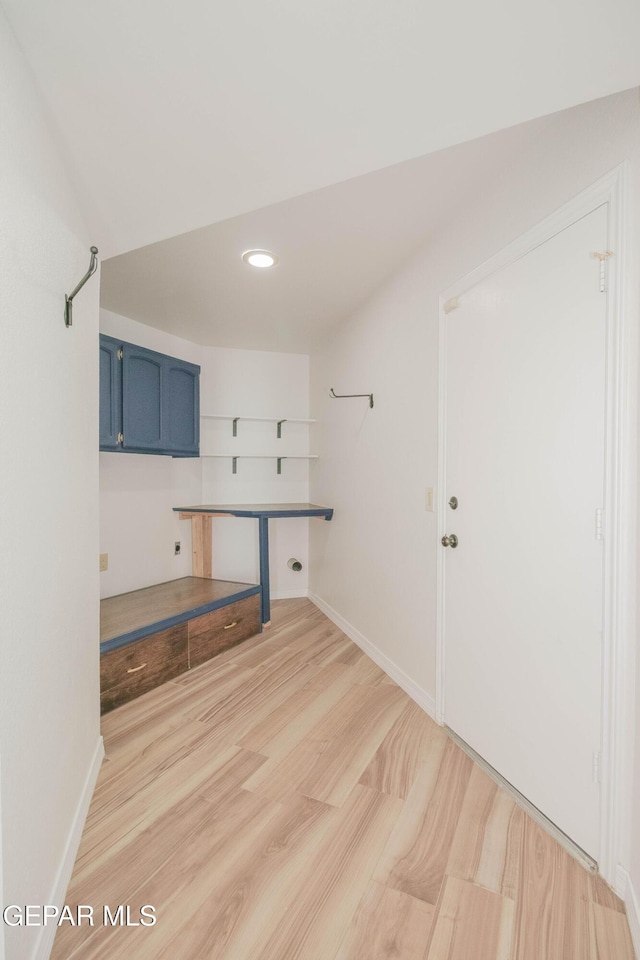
191;515;213;578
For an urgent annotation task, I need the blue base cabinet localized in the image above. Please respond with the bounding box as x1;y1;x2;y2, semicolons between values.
100;335;200;457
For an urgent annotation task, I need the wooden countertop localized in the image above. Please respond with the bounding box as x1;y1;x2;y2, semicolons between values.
100;576;261;652
173;503;334;519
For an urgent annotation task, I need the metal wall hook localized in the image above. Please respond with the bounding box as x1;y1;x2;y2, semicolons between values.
65;246;99;327
329;388;374;408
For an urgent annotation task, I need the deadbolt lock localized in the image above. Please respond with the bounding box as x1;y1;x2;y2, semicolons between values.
448;496;458;510
441;534;459;548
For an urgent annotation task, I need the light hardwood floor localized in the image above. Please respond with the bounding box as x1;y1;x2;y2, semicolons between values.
52;599;636;960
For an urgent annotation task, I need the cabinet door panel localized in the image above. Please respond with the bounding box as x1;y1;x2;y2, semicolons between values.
164;358;200;455
122;344;164;450
99;335;122;450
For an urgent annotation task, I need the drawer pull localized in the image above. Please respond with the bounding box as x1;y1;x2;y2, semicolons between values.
223;621;239;630
127;662;148;673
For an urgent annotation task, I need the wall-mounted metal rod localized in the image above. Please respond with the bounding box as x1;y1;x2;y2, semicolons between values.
65;246;99;327
329;388;374;408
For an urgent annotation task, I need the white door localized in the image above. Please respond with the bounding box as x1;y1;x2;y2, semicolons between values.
442;204;608;859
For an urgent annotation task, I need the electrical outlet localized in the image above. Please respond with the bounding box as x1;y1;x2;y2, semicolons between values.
174;541;181;556
425;487;434;512
99;553;108;572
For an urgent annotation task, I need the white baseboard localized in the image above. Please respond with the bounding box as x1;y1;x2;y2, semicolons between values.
308;593;436;719
33;737;104;960
271;589;310;601
620;868;640;959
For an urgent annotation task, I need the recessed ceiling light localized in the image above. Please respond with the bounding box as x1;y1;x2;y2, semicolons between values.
242;249;279;268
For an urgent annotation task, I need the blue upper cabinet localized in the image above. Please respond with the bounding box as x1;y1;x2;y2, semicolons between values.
100;335;200;457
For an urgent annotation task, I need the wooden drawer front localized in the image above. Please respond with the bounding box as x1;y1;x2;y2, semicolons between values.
100;623;188;714
188;595;260;669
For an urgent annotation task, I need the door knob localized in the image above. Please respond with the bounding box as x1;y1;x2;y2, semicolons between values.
441;534;459;548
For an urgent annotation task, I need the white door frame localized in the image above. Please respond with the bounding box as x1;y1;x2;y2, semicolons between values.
435;164;636;891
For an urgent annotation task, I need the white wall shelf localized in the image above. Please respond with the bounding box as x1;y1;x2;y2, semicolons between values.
201;414;316;438
201;454;318;474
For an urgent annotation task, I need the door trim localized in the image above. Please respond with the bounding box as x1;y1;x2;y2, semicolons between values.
436;164;636;889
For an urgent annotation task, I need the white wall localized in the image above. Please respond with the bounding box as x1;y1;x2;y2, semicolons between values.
309;89;640;897
200;345;311;599
100;311;311;600
0;11;101;960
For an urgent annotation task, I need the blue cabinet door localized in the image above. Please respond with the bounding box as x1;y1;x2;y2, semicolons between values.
99;335;122;450
122;343;165;451
163;357;200;456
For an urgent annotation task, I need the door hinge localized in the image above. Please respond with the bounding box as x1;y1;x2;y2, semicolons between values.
592;751;601;784
117;432;124;445
592;251;614;294
117;348;123;360
595;508;604;540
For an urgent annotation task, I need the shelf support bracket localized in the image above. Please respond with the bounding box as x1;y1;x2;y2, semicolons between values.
277;457;284;475
277;419;286;439
232;417;239;437
232;456;238;474
65;246;99;327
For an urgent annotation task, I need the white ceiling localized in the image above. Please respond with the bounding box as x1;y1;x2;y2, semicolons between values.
100;114;556;352
4;0;640;259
